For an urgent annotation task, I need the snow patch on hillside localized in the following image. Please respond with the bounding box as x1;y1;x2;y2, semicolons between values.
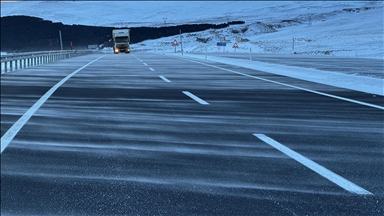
131;2;384;59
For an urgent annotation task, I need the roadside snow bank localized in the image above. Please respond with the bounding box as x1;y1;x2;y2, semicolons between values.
168;53;383;96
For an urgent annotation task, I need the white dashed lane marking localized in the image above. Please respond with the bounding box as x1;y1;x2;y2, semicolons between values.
159;75;171;82
254;134;373;195
182;91;209;105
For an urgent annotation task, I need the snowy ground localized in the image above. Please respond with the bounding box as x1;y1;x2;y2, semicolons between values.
129;1;383;59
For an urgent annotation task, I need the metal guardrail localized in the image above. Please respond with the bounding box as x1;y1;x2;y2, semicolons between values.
1;50;92;74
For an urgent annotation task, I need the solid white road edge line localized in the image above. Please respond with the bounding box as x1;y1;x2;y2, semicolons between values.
175;57;384;111
182;91;209;105
253;134;373;195
0;55;105;154
149;68;155;71
159;75;171;82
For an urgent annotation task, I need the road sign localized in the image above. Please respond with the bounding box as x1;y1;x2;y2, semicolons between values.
232;42;239;48
172;39;179;46
217;42;226;46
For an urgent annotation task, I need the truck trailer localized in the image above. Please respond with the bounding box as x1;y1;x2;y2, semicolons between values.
112;29;130;54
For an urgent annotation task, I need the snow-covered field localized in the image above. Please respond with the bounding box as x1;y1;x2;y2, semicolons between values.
127;1;384;59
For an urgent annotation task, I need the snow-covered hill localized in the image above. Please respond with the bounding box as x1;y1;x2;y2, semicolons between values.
1;1;383;58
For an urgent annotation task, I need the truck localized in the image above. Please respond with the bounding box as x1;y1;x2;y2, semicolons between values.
112;29;130;54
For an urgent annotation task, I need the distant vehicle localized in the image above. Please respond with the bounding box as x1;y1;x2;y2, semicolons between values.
112;29;130;54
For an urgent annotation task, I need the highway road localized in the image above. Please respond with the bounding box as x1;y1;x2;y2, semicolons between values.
200;52;384;78
1;53;383;215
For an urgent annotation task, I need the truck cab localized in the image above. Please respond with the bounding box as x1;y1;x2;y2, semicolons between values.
112;29;130;54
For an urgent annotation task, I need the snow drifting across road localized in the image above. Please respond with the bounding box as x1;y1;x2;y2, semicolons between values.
167;53;384;96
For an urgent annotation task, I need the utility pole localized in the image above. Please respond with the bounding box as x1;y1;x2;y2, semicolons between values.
179;29;183;55
59;30;63;51
292;37;295;51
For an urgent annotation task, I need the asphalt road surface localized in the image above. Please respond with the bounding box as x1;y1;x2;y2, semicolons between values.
202;52;384;78
1;53;383;215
